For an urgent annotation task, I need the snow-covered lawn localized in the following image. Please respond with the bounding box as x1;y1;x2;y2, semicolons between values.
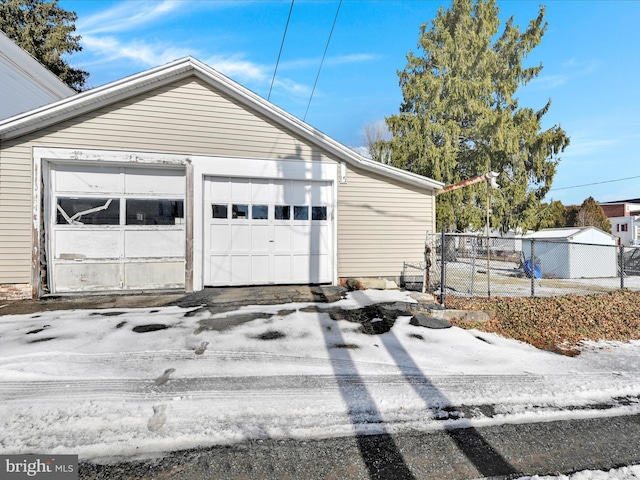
0;289;639;464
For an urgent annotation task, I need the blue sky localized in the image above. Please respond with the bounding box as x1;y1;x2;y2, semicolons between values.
59;0;640;206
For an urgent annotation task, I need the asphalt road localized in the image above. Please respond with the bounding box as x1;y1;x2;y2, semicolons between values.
79;413;640;480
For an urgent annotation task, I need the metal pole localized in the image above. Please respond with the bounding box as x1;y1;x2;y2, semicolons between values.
486;180;491;298
620;245;625;290
441;227;446;308
530;239;536;297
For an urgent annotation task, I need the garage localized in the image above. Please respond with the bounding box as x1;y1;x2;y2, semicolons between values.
0;57;441;299
46;162;186;293
203;176;333;286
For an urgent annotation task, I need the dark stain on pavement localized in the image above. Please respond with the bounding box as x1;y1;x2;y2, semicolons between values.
133;324;169;333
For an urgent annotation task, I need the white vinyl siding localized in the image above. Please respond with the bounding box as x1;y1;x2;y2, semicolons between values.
0;142;32;283
337;165;436;279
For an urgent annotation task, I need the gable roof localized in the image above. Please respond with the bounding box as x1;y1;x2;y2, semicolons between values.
523;226;616;241
0;31;75;120
0;56;443;192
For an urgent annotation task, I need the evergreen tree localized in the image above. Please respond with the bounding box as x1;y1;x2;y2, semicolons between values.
0;0;88;91
380;0;569;232
567;196;612;233
535;199;567;230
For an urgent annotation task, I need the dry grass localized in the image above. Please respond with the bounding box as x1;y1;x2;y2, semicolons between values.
445;290;640;356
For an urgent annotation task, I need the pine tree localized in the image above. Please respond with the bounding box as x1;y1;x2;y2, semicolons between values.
0;0;88;91
380;0;569;232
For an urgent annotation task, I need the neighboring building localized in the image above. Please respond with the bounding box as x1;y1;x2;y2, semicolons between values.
0;57;443;299
0;30;75;120
522;227;617;279
600;200;640;246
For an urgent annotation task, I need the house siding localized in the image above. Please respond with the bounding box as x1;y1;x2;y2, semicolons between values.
0;74;437;289
337;165;435;279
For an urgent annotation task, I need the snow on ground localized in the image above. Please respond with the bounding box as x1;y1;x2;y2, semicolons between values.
518;464;640;479
0;289;639;464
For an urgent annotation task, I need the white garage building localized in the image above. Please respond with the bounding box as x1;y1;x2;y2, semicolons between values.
0;57;442;299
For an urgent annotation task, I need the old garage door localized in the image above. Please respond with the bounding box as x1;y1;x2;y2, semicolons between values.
204;176;333;286
47;163;186;293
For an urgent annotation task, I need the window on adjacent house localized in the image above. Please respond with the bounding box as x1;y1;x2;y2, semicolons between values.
621;224;629;232
126;199;184;225
56;197;120;225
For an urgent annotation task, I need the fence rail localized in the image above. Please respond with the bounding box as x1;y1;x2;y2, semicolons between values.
403;232;640;301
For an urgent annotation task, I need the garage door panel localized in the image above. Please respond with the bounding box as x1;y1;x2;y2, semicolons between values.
231;256;251;283
291;225;312;252
251;225;270;251
251;179;270;203
55;165;121;193
125;229;184;258
311;225;330;253
209;224;231;252
292;256;310;282
311;182;332;203
274;225;291;251
208;255;231;284
231;224;251;251
208;177;231;202
55;230;120;259
231;179;251;202
289;181;308;204
274;256;292;282
124;262;184;288
124;168;185;195
54;263;121;290
251;256;270;283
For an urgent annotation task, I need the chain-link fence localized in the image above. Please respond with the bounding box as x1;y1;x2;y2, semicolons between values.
402;232;640;300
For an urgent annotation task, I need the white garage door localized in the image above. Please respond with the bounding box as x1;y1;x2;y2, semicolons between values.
47;163;186;293
204;176;333;286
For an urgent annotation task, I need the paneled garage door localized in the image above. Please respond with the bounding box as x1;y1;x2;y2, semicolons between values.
47;163;186;292
204;176;333;286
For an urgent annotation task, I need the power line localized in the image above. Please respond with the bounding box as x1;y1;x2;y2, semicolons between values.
549;174;640;192
268;0;295;101
303;0;342;122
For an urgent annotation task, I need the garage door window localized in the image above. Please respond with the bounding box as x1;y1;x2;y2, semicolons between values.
232;204;249;219
56;197;120;225
312;206;327;221
126;199;184;225
294;206;308;221
274;205;290;220
212;204;228;219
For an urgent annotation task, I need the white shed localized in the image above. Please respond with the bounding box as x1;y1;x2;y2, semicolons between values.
522;227;617;279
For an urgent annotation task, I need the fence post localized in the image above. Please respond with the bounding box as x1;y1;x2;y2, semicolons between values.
441;228;446;308
620;245;625;290
530;239;536;297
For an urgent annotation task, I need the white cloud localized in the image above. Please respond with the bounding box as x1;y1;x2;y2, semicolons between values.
82;35;192;67
78;0;185;35
280;53;380;70
562;58;600;75
528;74;568;89
204;55;269;83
